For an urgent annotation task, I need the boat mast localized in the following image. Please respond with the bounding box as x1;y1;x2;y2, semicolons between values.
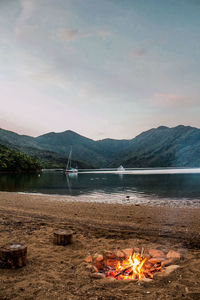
66;147;72;169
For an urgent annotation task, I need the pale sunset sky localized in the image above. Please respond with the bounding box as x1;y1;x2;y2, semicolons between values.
0;0;200;139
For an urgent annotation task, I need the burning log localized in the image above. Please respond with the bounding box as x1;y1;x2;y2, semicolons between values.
114;266;132;278
0;243;27;269
53;229;73;245
85;247;181;281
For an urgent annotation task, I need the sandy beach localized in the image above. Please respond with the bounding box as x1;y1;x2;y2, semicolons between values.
0;191;200;300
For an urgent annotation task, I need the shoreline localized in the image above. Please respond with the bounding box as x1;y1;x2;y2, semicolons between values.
0;191;200;209
1;190;200;208
0;191;200;299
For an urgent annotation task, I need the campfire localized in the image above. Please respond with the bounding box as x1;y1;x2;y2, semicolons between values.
85;248;180;281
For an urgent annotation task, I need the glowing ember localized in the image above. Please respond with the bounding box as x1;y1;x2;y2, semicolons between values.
105;252;147;280
85;248;181;281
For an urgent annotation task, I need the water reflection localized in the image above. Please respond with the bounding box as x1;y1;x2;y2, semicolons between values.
66;173;78;194
1;171;200;207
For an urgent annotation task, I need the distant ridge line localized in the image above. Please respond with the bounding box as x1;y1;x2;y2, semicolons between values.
0;125;200;168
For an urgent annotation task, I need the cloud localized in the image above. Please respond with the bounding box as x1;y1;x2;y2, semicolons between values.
80;32;93;38
15;0;36;37
59;29;79;41
152;93;193;108
59;29;94;42
19;0;35;21
98;30;112;40
59;29;111;42
132;48;147;57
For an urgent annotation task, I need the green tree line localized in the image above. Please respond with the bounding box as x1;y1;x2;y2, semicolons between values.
0;144;41;172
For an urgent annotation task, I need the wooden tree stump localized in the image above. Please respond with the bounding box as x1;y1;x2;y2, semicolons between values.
0;243;27;269
53;229;73;246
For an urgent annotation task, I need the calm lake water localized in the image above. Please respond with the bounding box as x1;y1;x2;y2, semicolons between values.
1;168;200;207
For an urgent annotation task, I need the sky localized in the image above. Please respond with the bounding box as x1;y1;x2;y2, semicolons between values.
0;0;200;140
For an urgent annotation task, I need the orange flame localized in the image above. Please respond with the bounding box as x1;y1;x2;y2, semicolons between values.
105;252;147;280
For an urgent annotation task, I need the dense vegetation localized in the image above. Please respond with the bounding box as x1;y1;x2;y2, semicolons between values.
0;144;41;172
0;130;93;169
114;125;200;168
17;147;93;169
0;125;200;168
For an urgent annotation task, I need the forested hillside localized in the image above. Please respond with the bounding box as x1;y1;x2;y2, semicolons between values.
0;129;93;169
0;144;41;172
0;125;200;168
113;125;200;167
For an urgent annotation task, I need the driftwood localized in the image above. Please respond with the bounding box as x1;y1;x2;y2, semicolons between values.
53;229;73;245
0;243;27;269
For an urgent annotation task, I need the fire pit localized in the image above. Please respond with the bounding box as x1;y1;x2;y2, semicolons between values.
85;247;180;281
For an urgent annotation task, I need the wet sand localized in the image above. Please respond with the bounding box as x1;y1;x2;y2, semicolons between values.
0;191;200;300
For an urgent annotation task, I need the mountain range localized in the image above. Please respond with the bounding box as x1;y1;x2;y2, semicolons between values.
0;125;200;168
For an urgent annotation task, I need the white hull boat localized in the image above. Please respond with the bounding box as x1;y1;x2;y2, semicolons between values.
65;147;78;174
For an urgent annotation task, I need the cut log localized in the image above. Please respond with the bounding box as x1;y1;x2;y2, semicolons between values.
0;243;27;269
53;229;73;245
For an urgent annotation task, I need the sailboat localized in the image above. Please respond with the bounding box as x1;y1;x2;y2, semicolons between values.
65;147;78;173
117;165;125;171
